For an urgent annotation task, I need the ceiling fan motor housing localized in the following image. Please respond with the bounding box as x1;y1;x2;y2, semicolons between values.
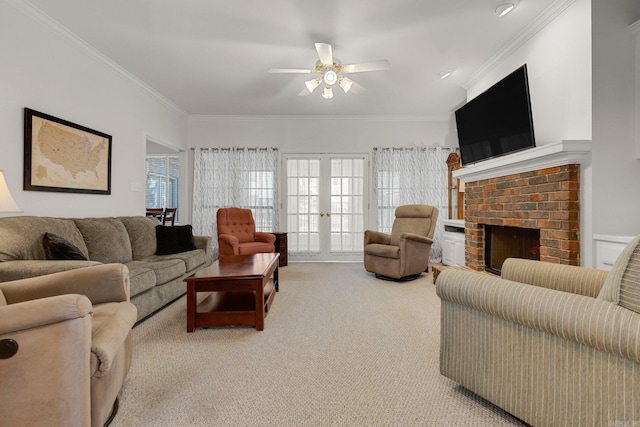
323;70;338;85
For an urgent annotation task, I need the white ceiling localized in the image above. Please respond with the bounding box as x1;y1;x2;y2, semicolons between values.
26;0;560;117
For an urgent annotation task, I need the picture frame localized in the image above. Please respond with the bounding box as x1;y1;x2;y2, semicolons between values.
24;108;112;195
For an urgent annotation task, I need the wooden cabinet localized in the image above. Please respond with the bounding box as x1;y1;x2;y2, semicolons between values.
273;232;288;267
442;220;465;267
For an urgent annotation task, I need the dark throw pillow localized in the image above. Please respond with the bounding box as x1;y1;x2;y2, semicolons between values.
43;232;88;260
155;225;196;255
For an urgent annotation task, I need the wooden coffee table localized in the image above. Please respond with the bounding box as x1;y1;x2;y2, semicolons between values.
183;253;279;332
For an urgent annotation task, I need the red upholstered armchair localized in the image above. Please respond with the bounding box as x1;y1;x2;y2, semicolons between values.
216;207;276;257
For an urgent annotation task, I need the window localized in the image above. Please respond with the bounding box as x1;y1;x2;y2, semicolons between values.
146;156;179;219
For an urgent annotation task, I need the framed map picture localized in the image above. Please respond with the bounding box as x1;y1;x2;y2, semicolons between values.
24;108;112;195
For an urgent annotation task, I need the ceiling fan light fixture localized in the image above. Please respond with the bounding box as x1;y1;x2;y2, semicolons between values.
339;77;353;93
322;85;334;99
323;70;338;86
494;1;516;17
305;78;321;93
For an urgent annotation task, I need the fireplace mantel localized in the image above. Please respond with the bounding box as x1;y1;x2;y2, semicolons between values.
453;140;591;183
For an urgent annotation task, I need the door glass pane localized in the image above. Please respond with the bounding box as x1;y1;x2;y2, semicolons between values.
330;158;364;253
287;159;320;253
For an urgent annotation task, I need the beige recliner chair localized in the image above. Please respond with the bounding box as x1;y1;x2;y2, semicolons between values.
364;204;438;280
0;263;137;427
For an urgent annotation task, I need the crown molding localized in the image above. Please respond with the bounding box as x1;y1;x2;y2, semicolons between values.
465;0;577;90
7;0;188;118
630;19;640;35
188;114;451;122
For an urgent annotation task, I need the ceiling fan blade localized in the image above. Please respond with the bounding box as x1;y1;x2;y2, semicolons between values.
342;60;391;73
315;43;334;66
268;68;314;74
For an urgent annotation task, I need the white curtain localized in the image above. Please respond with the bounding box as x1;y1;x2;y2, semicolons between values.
192;147;279;257
372;146;450;262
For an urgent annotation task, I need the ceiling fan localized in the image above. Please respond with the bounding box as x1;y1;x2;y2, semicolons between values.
268;43;390;99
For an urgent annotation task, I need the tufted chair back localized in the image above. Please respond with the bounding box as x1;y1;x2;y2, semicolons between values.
217;208;256;243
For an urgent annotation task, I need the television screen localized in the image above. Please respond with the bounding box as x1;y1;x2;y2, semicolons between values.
455;64;535;166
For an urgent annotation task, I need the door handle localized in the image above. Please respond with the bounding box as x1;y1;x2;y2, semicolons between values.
326;212;331;217
319;212;324;217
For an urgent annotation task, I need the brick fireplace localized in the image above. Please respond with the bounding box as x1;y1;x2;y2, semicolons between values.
453;141;591;272
465;164;580;271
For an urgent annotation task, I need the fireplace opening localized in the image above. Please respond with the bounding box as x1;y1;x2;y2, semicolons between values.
485;225;540;275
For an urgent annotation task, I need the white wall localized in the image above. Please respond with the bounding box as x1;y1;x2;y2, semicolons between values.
466;0;592;144
591;0;640;236
0;1;188;218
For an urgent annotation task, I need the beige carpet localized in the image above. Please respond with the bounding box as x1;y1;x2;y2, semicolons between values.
111;263;525;426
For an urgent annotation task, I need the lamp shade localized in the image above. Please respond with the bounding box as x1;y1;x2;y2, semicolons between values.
0;170;23;213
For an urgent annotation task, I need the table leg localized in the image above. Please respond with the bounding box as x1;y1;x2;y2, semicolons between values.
255;278;265;331
186;282;196;332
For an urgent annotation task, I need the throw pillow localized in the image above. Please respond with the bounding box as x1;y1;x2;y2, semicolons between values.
156;225;196;255
43;232;88;260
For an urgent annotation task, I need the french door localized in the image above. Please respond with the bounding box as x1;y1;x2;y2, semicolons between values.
283;154;368;262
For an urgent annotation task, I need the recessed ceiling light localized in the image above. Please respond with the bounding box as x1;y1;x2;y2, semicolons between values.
439;70;452;80
495;1;516;17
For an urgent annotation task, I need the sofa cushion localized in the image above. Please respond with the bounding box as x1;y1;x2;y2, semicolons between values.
74;218;133;264
125;259;186;286
43;233;88;260
0;217;88;261
155;225;196;255
119;216;159;260
598;234;640;313
126;267;156;298
143;249;208;273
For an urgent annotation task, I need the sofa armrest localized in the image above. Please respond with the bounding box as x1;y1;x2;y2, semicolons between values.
0;260;102;282
255;232;276;245
364;230;391;246
501;258;608;298
0;263;130;305
194;235;213;259
436;270;640;363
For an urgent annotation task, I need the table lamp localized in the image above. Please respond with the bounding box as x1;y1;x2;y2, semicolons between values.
0;170;23;213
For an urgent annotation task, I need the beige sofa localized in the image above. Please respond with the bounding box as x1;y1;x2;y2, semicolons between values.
0;263;136;427
0;216;212;322
437;235;640;426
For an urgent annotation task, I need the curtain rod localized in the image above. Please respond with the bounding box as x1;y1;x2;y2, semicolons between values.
372;146;452;151
190;147;279;151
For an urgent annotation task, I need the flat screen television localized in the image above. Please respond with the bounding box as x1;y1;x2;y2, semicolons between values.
455;64;535;166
